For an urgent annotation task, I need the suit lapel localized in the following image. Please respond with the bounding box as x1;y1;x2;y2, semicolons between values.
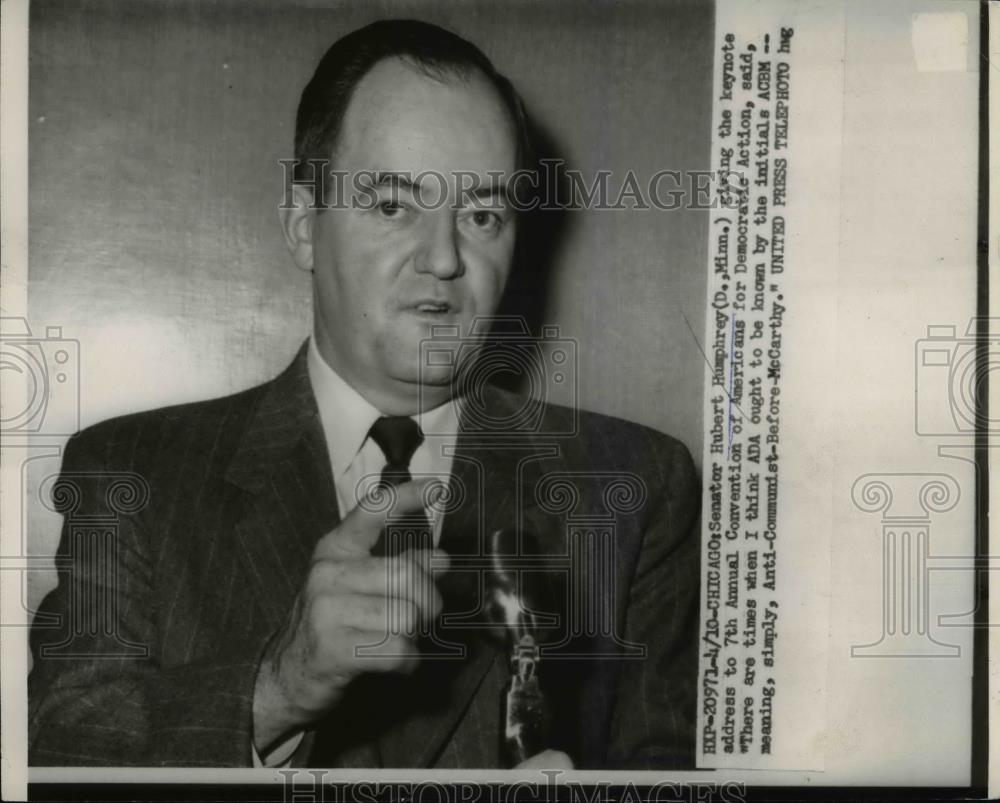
224;344;340;633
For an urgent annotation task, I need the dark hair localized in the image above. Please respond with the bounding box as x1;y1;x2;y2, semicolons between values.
293;19;533;186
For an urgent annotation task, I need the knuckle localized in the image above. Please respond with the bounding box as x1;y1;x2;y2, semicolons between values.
385;559;411;593
307;590;340;624
365;596;389;627
306;560;337;594
335;633;368;666
413;569;440;618
409;583;434;622
384;598;414;633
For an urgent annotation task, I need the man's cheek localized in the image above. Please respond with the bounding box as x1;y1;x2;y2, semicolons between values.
464;255;508;304
484;244;515;291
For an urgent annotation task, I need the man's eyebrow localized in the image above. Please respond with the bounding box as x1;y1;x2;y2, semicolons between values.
459;177;514;208
369;171;512;205
372;171;418;190
464;184;510;203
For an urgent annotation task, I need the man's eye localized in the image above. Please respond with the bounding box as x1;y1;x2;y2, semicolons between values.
378;200;407;218
468;210;501;231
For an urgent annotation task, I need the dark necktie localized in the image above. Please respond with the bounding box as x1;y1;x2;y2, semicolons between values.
310;417;433;767
369;416;432;556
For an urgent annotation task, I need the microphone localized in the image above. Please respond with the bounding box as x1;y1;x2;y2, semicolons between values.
483;527;556;767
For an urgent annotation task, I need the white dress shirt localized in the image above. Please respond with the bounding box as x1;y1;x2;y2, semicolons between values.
306;336;460;533
253;337;460;767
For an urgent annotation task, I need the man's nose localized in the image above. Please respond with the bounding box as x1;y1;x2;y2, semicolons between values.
415;215;462;279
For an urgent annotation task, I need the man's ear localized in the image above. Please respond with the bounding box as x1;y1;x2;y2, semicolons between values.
278;184;317;272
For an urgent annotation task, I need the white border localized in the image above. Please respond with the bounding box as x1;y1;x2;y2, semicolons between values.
1;0;31;800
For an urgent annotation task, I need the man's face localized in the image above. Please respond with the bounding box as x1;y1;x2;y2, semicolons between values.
307;57;518;413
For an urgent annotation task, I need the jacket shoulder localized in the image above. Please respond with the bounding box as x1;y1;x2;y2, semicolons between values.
62;381;269;473
488;387;697;488
518;393;701;547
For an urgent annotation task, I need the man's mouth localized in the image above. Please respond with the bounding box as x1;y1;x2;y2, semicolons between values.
409;300;457;315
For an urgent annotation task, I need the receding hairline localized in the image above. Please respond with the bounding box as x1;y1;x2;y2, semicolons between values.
325;54;519;165
292;20;534;191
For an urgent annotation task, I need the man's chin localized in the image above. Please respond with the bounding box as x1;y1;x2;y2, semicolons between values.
385;321;464;384
410;364;456;390
381;352;456;396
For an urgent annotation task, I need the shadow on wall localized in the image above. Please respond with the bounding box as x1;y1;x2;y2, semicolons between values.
490;113;573;394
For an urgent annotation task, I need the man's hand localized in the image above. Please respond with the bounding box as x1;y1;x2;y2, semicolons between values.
514;749;574;770
252;478;447;754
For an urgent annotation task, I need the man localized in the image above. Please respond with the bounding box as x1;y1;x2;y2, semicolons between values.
28;19;700;769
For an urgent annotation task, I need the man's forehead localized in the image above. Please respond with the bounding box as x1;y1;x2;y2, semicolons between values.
333;56;518;177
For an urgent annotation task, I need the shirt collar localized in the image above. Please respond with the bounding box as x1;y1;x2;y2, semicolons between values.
306;337;460;478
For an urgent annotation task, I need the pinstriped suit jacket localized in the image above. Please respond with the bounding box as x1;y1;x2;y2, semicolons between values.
28;343;700;769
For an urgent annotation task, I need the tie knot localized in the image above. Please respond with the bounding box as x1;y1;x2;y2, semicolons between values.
369;416;424;470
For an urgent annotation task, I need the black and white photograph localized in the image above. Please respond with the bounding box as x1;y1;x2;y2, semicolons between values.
0;0;992;800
